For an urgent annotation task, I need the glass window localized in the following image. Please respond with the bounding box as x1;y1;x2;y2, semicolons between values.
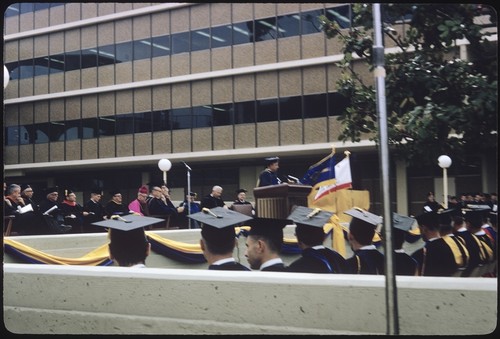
64;50;81;72
5;4;20;18
5;126;20;146
171;32;190;55
34;3;51;11
171;107;192;130
48;54;65;74
152;110;171;132
134;39;152;60
191;28;211;52
193;106;212;128
257;98;278;122
82;118;98;139
151;35;170;57
98;116;116;136
301;9;323;35
97;45;116;66
35;123;50;144
277;14;301;38
328;92;350;116
254;17;278;42
64;120;81;140
19;3;34;14
115;41;133;63
304;93;327;118
116;113;134;135
134;111;152;133
33;57;50;77
280;96;302;120
81;48;98;69
231;22;252;45
17;62;35;79
211;25;232;49
213;103;233;126
21;125;37;144
325;5;352;29
50;121;66;141
234;101;255;124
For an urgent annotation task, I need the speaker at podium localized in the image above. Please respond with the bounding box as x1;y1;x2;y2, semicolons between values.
253;183;312;219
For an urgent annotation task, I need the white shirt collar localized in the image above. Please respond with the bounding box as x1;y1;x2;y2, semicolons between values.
212;257;235;266
260;258;284;270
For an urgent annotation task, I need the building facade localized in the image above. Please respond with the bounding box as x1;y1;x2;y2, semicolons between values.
3;3;497;217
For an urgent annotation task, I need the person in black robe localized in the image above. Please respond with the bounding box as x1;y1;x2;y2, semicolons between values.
257;156;281;187
104;189;130;218
4;183;41;235
188;207;252;271
244;218;289;271
83;188;106;232
463;207;496;276
392;213;419;276
38;186;72;234
344;208;385;275
60;189;86;233
200;185;227;209
411;211;458;276
285;206;347;274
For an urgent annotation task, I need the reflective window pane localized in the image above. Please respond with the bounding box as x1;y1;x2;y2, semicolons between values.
211;25;232;49
277;14;301;38
81;48;98;69
328;92;349;116
171;107;191;129
213;103;233;126
50;121;66;141
171;32;190;54
151;35;170;57
191;28;211;51
304;93;327;118
301;9;323;35
234;101;255;124
280;96;302;120
98;116;116;136
193;106;212;128
325;5;352;29
134;39;152;60
65;120;81;140
115;41;133;63
231;22;252;45
35;123;50;144
116;113;134;135
134;112;152;133
257;98;278;122
254;18;277;42
82;118;98;139
64;50;81;72
152;110;171;132
33;57;50;76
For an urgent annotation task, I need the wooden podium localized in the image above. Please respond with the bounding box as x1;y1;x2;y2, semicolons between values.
253;183;312;219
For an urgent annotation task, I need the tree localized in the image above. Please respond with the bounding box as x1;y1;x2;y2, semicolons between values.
319;4;497;166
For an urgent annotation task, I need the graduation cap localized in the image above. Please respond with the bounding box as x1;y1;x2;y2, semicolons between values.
236;189;248;194
110;189;122;196
246;218;290;249
90;188;103;195
44;186;59;195
138;185;149;195
64;189;75;197
436;208;457;226
392;212;415;232
188;207;253;247
189;191;197;197
287;206;333;228
265;156;280;165
344;207;382;229
415;211;439;228
92;214;165;231
20;184;32;192
462;206;491;227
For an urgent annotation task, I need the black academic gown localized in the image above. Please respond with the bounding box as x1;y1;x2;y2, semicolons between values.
258;169;281;187
104;200;130;217
346;248;385;275
83;199;106;232
261;263;288;272
411;238;457;276
287;247;347;273
209;262;250;271
200;194;225;209
394;251;418;276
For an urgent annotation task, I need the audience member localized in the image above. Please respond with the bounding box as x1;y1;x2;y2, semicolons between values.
4;183;40;235
104;189;131;218
230;188;255;216
200;185;227;209
38;186;72;234
286;206;347;273
20;184;39;212
60;189;87;233
422;191;443;213
344;208;385;275
83;188;106;232
463;207;496;276
177;192;201;228
128;185;150;216
147;184;178;217
244;218;289;271
188;207;252;271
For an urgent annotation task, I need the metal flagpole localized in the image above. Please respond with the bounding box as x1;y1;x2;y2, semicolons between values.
183;162;192;229
372;3;399;335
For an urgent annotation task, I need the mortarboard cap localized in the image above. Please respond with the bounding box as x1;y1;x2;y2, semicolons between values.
287;206;333;228
44;186;59;194
20;184;32;192
189;192;197;197
489;211;497;224
392;212;415;232
188;207;253;229
92;214;165;231
462;206;491;227
265;156;280;165
110;189;121;196
64;189;75;196
436;208;457;225
415;211;439;228
189;207;253;247
236;188;248;194
91;188;103;195
344;207;382;229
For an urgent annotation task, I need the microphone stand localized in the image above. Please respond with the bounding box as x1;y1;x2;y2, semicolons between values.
183;162;192;229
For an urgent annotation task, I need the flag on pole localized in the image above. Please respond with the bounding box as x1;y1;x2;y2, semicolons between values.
302;149;352;202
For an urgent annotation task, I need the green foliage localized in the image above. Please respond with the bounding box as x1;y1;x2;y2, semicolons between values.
319;4;497;166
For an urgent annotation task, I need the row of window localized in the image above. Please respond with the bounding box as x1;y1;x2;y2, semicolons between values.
5;6;352;80
4;3;65;17
5;92;348;146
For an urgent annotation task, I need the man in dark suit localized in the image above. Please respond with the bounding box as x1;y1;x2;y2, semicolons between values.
244;218;290;271
200;185;227;210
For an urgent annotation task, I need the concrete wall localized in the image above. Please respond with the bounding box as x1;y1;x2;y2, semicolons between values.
3;264;497;335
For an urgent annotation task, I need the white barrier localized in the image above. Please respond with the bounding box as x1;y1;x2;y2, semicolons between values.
3;263;497;335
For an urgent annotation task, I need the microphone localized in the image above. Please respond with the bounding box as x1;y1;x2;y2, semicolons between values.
287;175;301;184
182;161;192;171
